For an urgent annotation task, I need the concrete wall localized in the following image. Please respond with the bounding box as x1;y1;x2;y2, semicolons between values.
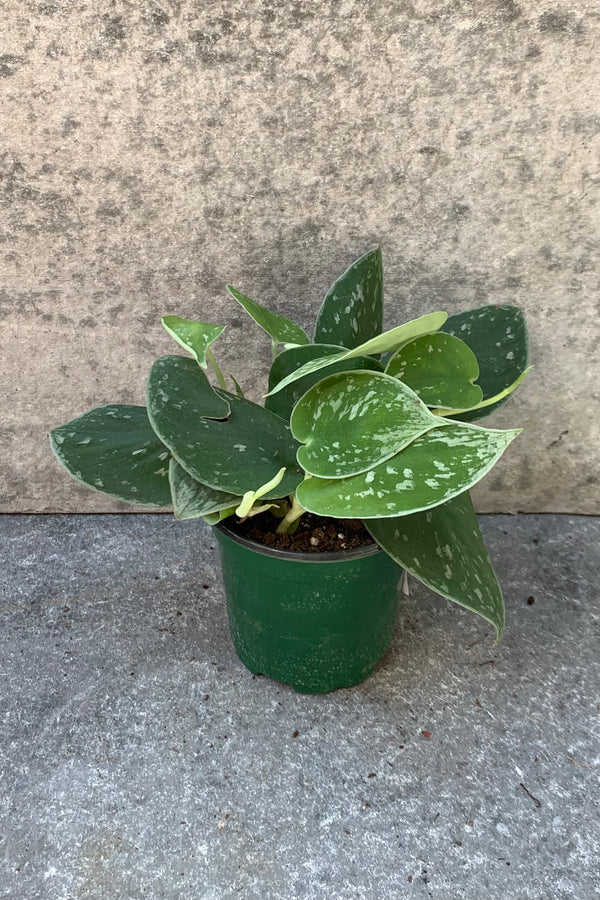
1;0;598;514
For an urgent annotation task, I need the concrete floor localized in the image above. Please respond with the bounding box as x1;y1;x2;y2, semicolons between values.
1;514;598;900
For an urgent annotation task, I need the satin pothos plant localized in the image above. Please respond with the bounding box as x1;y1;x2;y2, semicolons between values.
50;248;530;638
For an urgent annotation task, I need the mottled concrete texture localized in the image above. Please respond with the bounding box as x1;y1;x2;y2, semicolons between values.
0;1;598;512
1;514;599;899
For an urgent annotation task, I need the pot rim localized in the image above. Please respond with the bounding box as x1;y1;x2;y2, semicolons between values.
214;519;382;563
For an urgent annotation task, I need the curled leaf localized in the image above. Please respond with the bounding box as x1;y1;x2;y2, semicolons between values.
226;286;309;346
267;312;448;398
162;317;225;368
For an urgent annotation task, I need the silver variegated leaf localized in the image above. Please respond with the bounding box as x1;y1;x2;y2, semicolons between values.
50;405;172;506
296;421;521;518
265;343;383;421
226;286;309;346
267;311;448;398
366;491;505;639
291;370;445;478
161;317;225;367
147;356;302;497
314;247;383;349
441;304;528;421
386;332;483;410
169;459;241;520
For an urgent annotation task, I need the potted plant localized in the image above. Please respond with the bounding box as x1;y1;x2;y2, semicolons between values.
50;248;530;693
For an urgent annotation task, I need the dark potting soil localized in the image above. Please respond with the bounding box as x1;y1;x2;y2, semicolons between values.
226;511;375;553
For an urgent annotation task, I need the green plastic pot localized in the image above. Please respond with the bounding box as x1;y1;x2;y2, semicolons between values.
214;521;402;693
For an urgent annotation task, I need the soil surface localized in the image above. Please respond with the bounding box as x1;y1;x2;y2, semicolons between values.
226;511;375;553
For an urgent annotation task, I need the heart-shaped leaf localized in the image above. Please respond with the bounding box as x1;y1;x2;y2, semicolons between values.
365;491;505;638
314;247;383;349
169;459;241;520
434;367;532;418
441;304;528;421
265;344;383;421
147;355;302;497
161;317;225;367
226;286;309;346
386;332;483;410
296;421;521;518
291;370;445;478
267;311;448;397
50;405;172;506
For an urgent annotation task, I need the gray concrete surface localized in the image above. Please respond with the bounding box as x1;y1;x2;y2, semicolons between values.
1;2;599;514
1;513;598;900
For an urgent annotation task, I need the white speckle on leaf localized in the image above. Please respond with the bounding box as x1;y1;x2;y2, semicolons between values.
357;487;375;498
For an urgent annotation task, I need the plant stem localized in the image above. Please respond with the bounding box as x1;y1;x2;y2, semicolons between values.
276;493;306;534
207;349;227;390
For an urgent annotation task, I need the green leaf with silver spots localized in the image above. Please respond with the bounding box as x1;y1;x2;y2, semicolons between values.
265;343;383;421
147;355;302;497
226;285;309;346
49;405;172;506
386;332;483;410
267;311;448;397
169;459;241;520
291;370;446;479
161;316;225;367
441;304;528;421
366;491;505;638
314;247;383;349
296;421;521;518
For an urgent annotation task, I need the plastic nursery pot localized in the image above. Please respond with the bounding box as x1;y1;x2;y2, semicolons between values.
214;521;402;694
